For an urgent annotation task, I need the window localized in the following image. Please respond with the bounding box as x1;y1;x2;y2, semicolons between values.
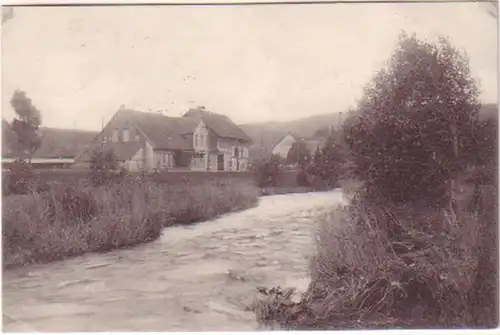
123;129;130;142
135;130;141;142
162;152;170;167
194;134;199;147
194;152;205;159
234;147;238;157
112;129;119;142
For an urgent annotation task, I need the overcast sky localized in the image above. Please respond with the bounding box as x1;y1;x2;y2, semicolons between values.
1;2;497;131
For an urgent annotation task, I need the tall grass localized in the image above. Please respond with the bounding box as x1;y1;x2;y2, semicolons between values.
2;178;259;268
253;181;497;329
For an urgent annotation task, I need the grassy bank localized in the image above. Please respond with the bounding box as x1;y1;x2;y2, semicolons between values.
3;177;259;269
253;179;497;329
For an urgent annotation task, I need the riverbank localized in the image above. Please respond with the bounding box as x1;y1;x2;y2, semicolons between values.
3;191;341;332
2;177;259;269
253;179;497;329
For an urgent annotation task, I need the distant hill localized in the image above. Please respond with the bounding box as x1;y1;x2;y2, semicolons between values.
2;121;99;159
239;104;498;162
239;112;345;161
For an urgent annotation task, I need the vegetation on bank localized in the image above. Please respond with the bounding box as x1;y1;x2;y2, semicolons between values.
253;32;497;329
2;150;259;269
253;131;348;194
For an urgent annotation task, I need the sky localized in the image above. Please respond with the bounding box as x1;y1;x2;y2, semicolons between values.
1;2;497;131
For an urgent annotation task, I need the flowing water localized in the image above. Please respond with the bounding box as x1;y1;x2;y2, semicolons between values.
3;190;346;332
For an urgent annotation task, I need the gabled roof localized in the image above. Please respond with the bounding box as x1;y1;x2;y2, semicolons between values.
76;141;143;162
184;108;253;143
272;130;327;154
80;107;253;159
2;119;98;159
106;109;194;150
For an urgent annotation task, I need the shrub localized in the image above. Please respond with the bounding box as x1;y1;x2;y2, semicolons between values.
296;169;310;187
254;155;285;188
2;161;49;196
307;133;347;189
344;32;481;205
45;185;97;224
87;149;123;186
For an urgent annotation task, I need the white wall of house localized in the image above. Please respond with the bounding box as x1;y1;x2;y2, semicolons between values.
217;138;250;172
272;134;296;159
144;140;154;171
192;121;209;170
153;150;174;170
123;147;144;172
207;153;218;171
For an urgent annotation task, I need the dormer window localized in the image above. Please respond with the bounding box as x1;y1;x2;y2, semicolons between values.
123;129;130;142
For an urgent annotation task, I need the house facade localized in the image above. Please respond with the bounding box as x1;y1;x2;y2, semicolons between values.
77;107;253;172
272;132;326;161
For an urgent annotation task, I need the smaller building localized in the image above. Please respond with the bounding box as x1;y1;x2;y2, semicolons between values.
272;131;326;161
1;157;75;170
2;123;98;170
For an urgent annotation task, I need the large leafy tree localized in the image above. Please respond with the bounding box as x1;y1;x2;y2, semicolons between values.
8;90;43;163
344;32;481;204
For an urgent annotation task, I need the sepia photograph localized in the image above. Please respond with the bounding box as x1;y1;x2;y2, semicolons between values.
1;0;498;331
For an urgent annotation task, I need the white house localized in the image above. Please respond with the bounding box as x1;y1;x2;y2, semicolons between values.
77;107;253;172
272;132;326;161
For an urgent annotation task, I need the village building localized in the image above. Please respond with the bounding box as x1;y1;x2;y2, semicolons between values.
271;131;326;161
77;107;253;172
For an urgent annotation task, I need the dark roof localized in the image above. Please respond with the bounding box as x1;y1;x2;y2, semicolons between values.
76;141;143;162
2;120;98;159
184;108;253;143
36;127;99;158
115;108;253;147
78;107;253;159
98;109;193;150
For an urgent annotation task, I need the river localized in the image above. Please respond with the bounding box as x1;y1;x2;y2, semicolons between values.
3;190;346;332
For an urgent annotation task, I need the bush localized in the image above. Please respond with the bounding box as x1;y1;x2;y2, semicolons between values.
254;155;285;188
2;161;49;196
344;33;481;205
45;185;97;224
307;133;347;189
296;169;310;187
87;149;124;186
